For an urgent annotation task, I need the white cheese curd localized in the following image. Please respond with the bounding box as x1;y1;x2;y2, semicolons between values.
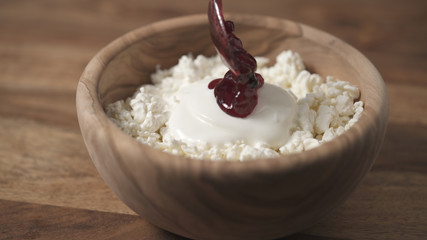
106;50;364;161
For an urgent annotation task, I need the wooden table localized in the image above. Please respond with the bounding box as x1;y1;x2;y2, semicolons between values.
1;0;426;239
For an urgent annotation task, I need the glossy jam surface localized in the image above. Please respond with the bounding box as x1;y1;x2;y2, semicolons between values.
208;71;264;118
208;0;263;118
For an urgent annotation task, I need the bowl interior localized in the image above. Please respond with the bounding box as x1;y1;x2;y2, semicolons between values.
98;14;365;108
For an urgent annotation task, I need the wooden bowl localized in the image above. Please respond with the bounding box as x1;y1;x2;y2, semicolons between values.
76;14;388;240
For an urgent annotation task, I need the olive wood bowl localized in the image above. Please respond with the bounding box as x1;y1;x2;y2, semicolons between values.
76;14;388;240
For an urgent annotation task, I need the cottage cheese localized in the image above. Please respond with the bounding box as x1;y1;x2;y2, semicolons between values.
106;51;363;161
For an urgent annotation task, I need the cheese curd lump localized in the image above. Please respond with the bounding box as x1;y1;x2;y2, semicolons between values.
106;51;363;161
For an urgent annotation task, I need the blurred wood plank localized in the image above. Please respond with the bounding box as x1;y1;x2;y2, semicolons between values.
0;199;349;240
0;200;184;240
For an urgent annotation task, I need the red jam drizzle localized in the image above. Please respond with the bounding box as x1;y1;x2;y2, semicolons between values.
208;0;264;118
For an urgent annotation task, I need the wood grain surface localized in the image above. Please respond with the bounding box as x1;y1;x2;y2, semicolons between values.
1;0;426;239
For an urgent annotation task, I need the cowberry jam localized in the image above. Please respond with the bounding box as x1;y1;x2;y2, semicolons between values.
208;0;264;118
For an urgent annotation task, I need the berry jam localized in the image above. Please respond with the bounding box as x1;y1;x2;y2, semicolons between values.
208;0;264;118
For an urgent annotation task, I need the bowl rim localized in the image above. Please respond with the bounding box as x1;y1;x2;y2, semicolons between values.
76;13;388;175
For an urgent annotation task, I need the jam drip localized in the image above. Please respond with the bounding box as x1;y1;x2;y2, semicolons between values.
208;0;264;118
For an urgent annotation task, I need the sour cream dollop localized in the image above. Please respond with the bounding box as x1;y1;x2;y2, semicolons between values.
166;79;297;148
